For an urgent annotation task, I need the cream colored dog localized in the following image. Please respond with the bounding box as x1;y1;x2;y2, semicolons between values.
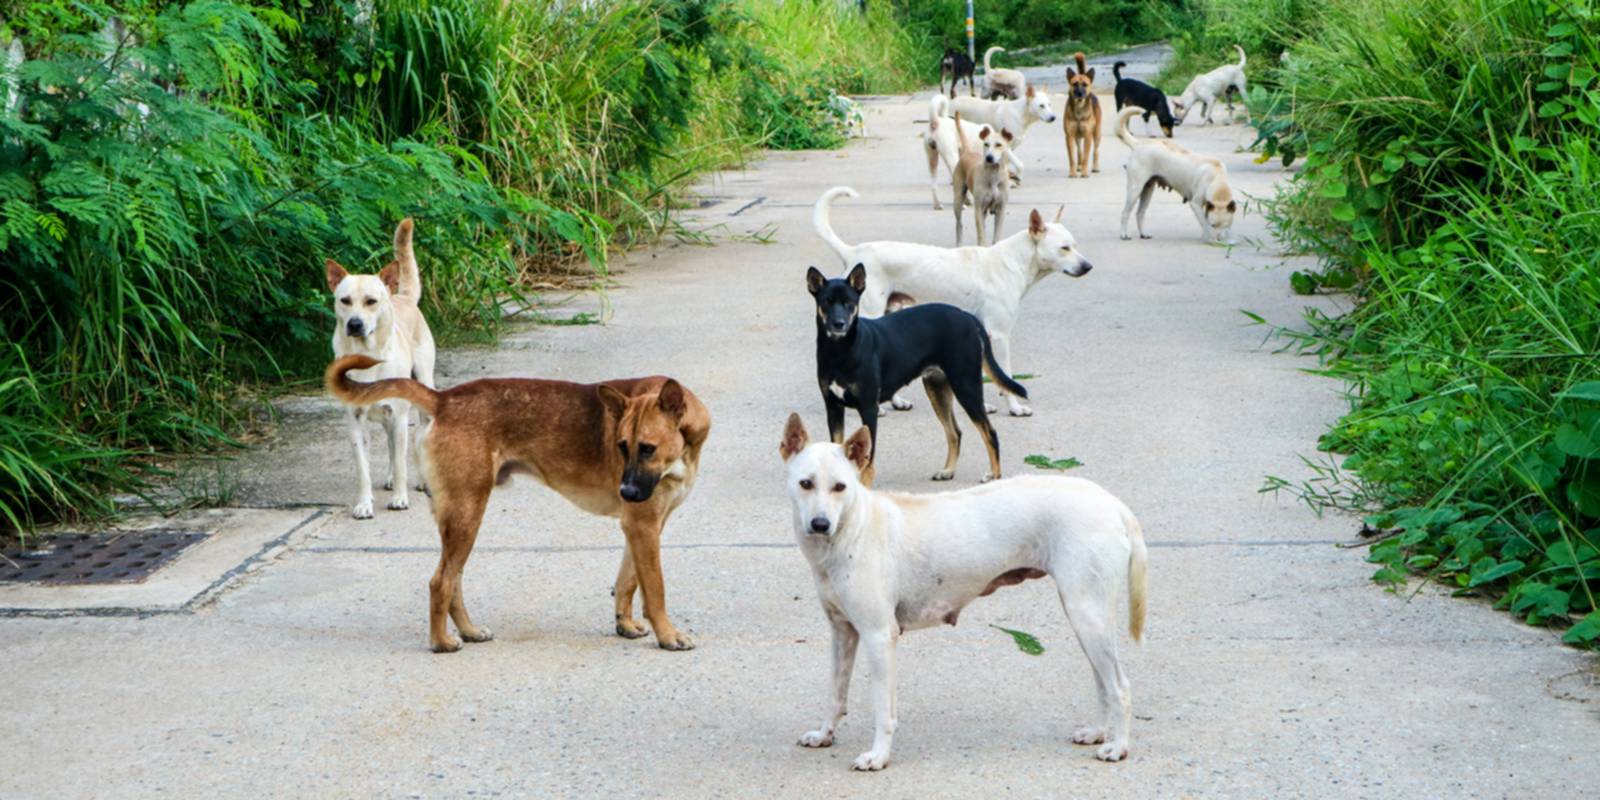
1173;45;1248;125
950;112;1012;246
814;187;1093;417
779;415;1148;770
923;95;1015;209
941;86;1057;183
1115;107;1238;243
326;218;437;518
981;46;1026;100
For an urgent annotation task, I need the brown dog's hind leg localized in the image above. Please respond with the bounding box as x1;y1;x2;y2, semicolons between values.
614;548;648;639
622;506;694;651
427;462;493;653
923;372;962;481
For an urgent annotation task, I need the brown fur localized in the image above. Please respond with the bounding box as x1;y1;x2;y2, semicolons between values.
325;355;711;653
1063;52;1101;178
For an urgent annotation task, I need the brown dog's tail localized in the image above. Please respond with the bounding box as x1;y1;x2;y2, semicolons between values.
1124;506;1148;642
325;355;439;414
1073;51;1088;76
392;218;421;300
953;110;970;156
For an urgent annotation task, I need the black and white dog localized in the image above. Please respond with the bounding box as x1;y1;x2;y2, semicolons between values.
807;264;1024;486
939;47;976;98
1112;61;1178;138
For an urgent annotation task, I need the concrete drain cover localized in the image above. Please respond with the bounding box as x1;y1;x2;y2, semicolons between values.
0;531;209;585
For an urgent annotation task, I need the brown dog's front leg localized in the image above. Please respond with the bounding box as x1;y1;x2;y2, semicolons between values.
622;508;694;651
613;548;648;639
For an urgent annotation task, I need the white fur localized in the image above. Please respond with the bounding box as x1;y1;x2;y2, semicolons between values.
1174;45;1247;125
922;95;1007;209
982;46;1026;100
329;221;437;519
814;187;1092;417
780;421;1148;769
1115;108;1238;243
934;88;1056;183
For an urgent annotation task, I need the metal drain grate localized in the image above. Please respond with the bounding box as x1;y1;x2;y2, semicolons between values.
0;530;208;585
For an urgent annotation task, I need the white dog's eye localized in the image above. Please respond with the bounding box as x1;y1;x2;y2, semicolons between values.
365;298;377;306
799;479;814;491
831;482;846;493
340;297;352;305
1060;245;1072;252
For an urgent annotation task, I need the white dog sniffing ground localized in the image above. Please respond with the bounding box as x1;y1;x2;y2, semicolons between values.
779;415;1148;770
1115;107;1238;243
935;86;1056;184
813;187;1093;416
1174;45;1248;125
326;218;437;518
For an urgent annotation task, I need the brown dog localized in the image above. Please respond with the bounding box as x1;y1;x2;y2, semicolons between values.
326;355;710;653
1063;52;1101;178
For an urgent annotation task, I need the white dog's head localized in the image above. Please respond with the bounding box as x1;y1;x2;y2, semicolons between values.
326;257;398;341
976;124;1012;166
1027;208;1093;278
1202;188;1238;242
778;413;870;537
1025;84;1056;124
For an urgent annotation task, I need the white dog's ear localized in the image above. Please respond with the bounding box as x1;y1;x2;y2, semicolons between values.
325;259;348;293
377;261;400;294
979;125;991;140
1054;205;1065;223
1001;128;1013;142
780;412;809;462
1025;84;1035;98
1028;209;1045;239
844;426;872;473
1227;200;1239;213
597;384;630;421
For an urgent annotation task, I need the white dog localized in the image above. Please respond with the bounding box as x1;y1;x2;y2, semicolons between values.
814;187;1093;416
1173;45;1247;125
779;415;1148;770
326;218;437;518
923;95;1015;209
936;86;1056;183
981;46;1025;100
1115;107;1238;243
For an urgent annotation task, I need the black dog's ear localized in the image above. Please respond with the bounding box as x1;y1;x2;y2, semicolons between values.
806;266;826;296
846;263;867;292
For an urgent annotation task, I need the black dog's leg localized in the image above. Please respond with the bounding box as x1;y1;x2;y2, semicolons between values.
922;372;962;481
825;392;847;445
950;374;1001;482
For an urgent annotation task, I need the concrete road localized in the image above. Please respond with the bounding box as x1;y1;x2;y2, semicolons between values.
4;59;1596;797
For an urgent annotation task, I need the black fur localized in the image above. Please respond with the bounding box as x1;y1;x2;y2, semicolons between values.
1112;61;1178;138
806;264;1024;478
940;48;976;98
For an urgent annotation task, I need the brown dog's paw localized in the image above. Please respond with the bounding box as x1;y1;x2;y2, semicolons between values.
656;630;696;651
615;618;649;639
430;636;464;654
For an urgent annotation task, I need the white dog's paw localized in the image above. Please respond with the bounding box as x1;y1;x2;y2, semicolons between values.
798;729;834;748
930;469;954;481
1119;234;1132;241
1007;403;1033;417
980;472;998;484
352;499;374;520
1072;726;1106;745
983;402;997;415
1140;234;1152;240
387;494;410;511
1096;742;1129;762
890;394;914;411
851;750;890;771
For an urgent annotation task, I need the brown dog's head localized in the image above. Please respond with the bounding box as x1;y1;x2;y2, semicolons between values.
598;379;700;503
1066;52;1095;102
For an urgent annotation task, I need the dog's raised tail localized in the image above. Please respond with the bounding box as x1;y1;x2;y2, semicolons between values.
1073;51;1088;76
1115;106;1142;146
983;45;1005;74
812;187;858;261
392;218;421;300
1124;506;1148;643
977;327;1028;400
1234;44;1247;68
326;355;439;415
1112;61;1126;82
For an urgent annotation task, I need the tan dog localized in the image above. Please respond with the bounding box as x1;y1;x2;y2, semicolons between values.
1062;52;1101;178
1115;107;1238;242
951;112;1012;246
326;219;436;519
326;357;710;653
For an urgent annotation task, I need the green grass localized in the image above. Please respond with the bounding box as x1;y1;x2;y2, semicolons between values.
1025;454;1084;471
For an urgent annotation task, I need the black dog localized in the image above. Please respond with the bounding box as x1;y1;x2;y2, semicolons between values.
1112;61;1178;138
940;48;976;98
807;264;1025;485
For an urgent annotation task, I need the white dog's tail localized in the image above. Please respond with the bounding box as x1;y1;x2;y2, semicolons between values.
812;187;858;261
1115;106;1141;147
983;45;1005;74
1234;44;1247;69
392;217;421;300
1124;507;1148;643
927;93;950;120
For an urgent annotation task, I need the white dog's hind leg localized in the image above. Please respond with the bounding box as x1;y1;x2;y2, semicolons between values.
925;138;943;210
1119;170;1143;240
382;402;411;510
346;407;375;519
988;332;1032;416
799;617;860;748
1057;580;1132;762
851;628;897;771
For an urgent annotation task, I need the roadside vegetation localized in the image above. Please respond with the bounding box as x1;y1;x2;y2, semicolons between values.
1168;0;1600;645
0;0;930;533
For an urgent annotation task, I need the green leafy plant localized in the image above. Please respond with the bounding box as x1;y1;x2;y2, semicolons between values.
991;624;1045;655
1026;454;1084;471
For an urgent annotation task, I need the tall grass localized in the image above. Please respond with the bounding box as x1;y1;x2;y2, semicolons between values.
1233;0;1600;645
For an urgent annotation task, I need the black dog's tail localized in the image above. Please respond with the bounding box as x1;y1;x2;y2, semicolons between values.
978;326;1028;399
1113;61;1126;81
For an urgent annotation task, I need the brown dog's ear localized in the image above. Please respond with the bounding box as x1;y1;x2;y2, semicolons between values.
325;259;348;293
656;379;686;419
1001;128;1014;142
377;261;400;294
847;263;867;292
806;266;826;296
1086;67;1095;81
844;427;872;473
1065;66;1076;78
780;412;809;462
1028;209;1045;239
1026;84;1035;98
597;384;629;420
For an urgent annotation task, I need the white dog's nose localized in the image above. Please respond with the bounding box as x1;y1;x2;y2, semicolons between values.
809;516;831;534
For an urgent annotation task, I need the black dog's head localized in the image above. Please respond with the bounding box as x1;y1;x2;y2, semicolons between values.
806;264;867;340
